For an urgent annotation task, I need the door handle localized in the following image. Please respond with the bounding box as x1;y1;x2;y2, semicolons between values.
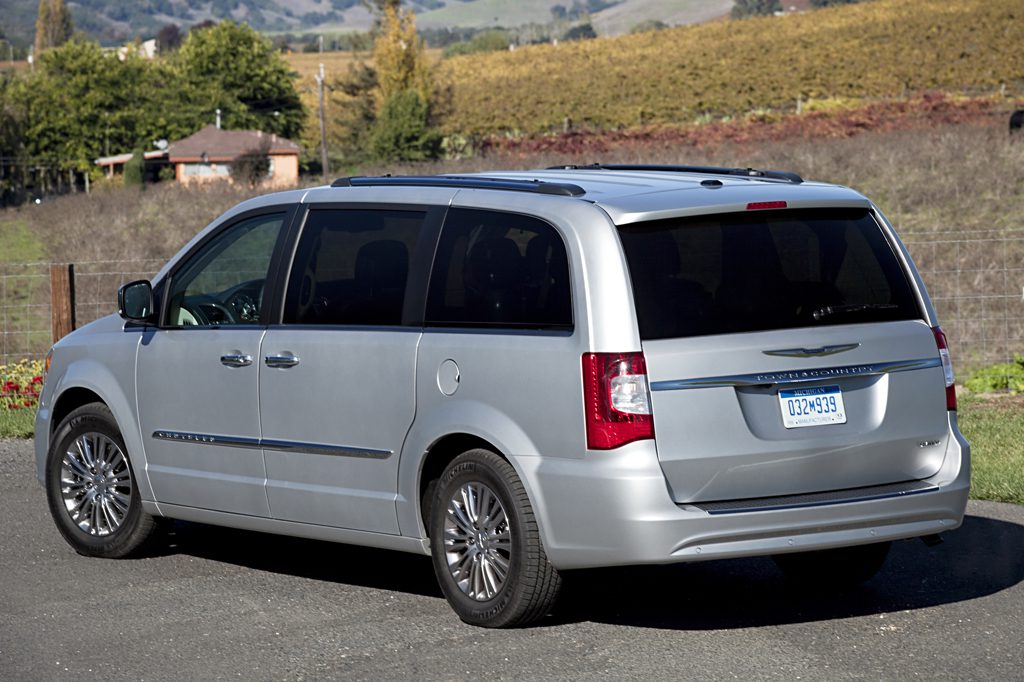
265;354;300;368
220;354;253;368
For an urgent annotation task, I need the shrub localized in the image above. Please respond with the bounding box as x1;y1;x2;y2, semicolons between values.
231;140;272;188
123;149;145;187
732;0;781;18
966;356;1024;394
370;89;442;161
630;20;669;35
442;30;510;58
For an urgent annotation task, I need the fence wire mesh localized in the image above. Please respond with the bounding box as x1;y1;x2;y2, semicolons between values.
903;232;1024;378
1;241;1022;379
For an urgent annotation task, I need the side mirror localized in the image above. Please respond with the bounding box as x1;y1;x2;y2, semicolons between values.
118;280;154;322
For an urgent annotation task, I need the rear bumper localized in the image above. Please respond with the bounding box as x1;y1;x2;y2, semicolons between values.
517;413;970;570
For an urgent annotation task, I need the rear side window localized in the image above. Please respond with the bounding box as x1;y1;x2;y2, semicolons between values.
425;208;572;330
283;209;426;326
617;208;920;340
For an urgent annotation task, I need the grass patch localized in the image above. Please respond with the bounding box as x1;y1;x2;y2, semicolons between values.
959;393;1024;506
0;408;35;439
0;217;45;264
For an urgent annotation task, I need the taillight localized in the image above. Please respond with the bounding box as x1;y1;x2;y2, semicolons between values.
582;352;655;450
931;326;957;411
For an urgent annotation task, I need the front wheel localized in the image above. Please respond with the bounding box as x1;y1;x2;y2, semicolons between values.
429;449;561;627
45;403;157;558
772;541;892;590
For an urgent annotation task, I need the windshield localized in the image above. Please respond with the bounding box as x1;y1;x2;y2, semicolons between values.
617;208;921;340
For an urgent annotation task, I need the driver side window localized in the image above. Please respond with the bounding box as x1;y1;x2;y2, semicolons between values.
166;213;286;327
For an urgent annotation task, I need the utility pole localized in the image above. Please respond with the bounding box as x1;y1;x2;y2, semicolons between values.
316;63;329;182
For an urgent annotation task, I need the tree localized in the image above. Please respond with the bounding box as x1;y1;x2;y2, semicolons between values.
372;5;434;108
155;24;182;53
174;21;305;140
331;62;379;160
810;0;861;6
370;89;441;161
21;39;195;179
362;0;401;29
0;73;29;205
369;5;444;160
563;23;597;41
731;0;782;19
34;0;73;55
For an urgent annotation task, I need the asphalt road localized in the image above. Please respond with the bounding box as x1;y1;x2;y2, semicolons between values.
2;438;1022;681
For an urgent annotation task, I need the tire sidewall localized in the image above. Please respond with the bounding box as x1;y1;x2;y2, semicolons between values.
45;404;145;558
429;451;527;626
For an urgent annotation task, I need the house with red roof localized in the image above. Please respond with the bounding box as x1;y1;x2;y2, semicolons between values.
95;125;301;188
168;125;300;188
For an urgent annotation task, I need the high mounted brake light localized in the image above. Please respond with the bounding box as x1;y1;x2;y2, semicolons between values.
746;201;788;210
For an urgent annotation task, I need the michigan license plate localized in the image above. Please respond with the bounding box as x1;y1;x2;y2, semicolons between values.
779;385;847;428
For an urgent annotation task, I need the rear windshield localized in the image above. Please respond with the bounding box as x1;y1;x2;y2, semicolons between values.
617;208;921;340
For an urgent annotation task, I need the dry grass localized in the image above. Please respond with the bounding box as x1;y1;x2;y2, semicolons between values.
1;121;1022;366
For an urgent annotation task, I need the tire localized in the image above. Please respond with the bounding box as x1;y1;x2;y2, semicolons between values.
772;541;891;590
45;402;157;558
429;449;561;628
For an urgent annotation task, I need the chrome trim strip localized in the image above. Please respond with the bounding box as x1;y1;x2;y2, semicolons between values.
151;432;392;459
650;357;942;391
690;481;939;515
762;343;860;358
152;431;259;449
261;439;392;459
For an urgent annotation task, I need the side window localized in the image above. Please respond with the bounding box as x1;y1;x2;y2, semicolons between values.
166;213;286;327
282;209;426;326
425;208;572;330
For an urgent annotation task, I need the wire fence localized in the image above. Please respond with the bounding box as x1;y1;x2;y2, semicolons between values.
903;233;1024;377
1;239;1022;379
0;260;165;364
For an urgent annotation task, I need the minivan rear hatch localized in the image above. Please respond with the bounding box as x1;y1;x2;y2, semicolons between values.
617;207;950;504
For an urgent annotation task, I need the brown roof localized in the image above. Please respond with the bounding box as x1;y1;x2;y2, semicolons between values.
167;125;300;162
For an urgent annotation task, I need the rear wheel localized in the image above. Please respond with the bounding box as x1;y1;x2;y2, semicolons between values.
429;449;561;627
772;541;891;589
45;403;157;558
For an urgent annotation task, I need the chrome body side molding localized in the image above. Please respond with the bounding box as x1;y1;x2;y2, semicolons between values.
650;357;942;391
152;431;392;459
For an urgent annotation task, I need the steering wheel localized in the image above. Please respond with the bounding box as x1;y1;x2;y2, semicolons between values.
226;291;260;322
182;295;238;325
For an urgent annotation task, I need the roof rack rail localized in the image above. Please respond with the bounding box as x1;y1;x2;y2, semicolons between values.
546;163;804;185
330;175;587;197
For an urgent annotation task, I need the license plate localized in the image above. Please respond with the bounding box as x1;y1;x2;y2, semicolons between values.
778;385;847;428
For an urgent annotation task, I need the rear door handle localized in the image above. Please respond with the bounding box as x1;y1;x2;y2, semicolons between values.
265;354;300;368
220;354;253;368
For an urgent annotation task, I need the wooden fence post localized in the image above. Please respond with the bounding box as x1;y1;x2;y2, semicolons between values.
50;263;76;344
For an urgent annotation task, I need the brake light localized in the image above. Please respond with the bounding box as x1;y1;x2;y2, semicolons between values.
582;352;654;450
931;326;957;411
746;201;788;210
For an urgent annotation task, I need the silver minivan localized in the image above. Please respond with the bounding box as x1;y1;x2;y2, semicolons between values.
35;165;970;627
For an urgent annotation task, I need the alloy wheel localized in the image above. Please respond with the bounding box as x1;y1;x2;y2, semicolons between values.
60;432;133;537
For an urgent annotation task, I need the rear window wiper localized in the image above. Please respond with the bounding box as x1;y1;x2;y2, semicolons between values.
812;303;898;321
